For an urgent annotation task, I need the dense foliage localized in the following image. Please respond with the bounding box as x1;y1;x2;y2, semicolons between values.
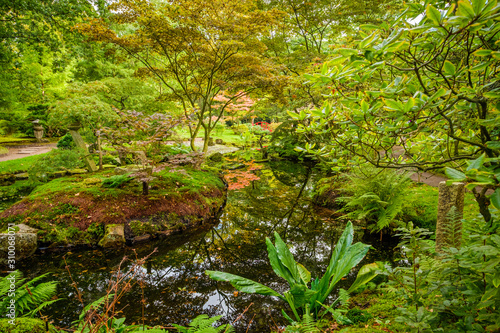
1;0;500;331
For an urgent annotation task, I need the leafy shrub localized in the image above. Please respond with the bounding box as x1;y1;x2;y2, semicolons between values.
28;149;85;183
231;124;249;135
101;173;133;188
172;314;234;333
56;133;75;150
164;144;190;156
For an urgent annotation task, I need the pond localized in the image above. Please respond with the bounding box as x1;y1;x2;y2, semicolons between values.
17;161;397;332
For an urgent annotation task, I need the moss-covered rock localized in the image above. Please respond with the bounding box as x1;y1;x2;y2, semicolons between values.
98;224;125;248
0;225;37;265
0;318;58;333
0;165;226;254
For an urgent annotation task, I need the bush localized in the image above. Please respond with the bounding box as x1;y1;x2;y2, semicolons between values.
28;149;85;183
56;133;75;150
101;173;133;188
231;124;249;135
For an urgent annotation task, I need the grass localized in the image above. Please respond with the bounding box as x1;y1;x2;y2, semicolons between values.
0;136;34;143
0;145;7;155
0;153;49;174
173;126;245;146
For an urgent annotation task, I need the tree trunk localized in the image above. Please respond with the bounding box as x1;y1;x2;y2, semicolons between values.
69;129;98;172
203;127;211;153
142;181;149;196
97;134;103;171
190;121;202;152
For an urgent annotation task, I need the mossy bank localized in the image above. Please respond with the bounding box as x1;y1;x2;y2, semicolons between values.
0;165;226;252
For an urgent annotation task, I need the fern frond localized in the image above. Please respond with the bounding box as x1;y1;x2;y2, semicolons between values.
26;298;61;317
77;293;115;322
0;271;58;318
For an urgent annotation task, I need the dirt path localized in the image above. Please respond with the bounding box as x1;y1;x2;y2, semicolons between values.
0;143;57;162
409;171;447;187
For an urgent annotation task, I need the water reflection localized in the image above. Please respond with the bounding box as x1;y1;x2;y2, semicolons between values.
16;161;396;332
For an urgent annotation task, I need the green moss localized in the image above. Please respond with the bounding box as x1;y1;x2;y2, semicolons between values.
154;167;224;195
0;136;33;144
130;220;162;236
0;145;7;155
0;318;58;333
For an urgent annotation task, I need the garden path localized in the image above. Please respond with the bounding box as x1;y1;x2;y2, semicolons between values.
0;143;57;162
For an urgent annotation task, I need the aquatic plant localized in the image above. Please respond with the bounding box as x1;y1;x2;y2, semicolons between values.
206;221;378;327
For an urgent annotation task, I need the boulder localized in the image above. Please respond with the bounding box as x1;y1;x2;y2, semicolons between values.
215;138;224;144
208;152;223;162
14;172;29;180
98;224;125;248
0;224;38;265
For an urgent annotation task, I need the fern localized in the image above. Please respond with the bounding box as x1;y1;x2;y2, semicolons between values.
284;304;320;333
172;314;234;333
0;271;59;318
338;167;411;233
102;173;133;188
441;206;462;249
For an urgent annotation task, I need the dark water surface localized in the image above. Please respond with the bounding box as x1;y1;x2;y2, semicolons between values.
17;161;396;332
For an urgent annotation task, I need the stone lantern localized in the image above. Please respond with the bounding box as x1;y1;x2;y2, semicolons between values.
32;119;44;142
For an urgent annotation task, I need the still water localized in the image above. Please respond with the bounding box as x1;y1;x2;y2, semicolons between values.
17;161;396;332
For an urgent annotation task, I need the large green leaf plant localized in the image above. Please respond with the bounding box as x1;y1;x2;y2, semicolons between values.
206;221;378;325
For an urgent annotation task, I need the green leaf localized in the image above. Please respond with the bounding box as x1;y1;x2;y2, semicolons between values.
490;189;500;210
486;141;500;149
273;232;301;284
472;0;486;15
469;61;491;72
467;153;486;171
337;49;358;56
474;49;493;57
288;284;317;308
443;61;456;75
445;167;467;181
205;271;284;300
426;4;442;25
347;262;381;293
297;263;312;285
429;88;449;102
458;0;476;18
266;237;295;285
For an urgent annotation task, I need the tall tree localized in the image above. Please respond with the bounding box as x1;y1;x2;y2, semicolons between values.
78;0;284;152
